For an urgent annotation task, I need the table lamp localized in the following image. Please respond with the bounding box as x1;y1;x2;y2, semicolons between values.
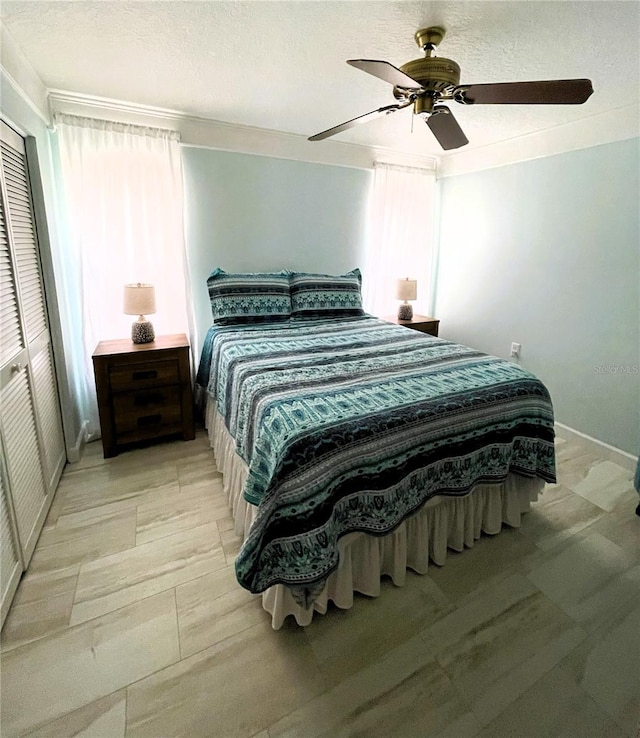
124;283;156;344
396;278;417;320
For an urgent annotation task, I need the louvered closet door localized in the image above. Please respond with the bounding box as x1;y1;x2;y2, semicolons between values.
0;120;65;567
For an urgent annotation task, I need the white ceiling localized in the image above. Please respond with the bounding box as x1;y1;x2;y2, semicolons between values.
1;1;639;157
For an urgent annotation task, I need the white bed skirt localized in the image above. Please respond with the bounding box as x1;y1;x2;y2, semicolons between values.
205;399;543;629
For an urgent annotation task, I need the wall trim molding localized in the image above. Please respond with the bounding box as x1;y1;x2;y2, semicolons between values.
555;421;637;473
48;89;438;171
48;88;638;177
438;104;639;178
1;69;50;129
0;23;50;125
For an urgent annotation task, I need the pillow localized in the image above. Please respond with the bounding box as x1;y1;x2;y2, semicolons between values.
289;269;364;319
207;268;292;324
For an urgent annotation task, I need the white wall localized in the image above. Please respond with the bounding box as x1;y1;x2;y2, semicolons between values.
182;146;373;353
436;138;640;456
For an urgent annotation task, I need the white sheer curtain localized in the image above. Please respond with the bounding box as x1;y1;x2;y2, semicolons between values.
53;114;193;440
362;162;436;318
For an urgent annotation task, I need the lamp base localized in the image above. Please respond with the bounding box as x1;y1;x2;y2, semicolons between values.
397;303;413;321
131;320;155;344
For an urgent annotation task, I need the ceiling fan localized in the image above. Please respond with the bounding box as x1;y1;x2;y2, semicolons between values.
308;27;594;150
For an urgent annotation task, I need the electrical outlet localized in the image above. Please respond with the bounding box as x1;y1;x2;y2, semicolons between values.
510;342;521;358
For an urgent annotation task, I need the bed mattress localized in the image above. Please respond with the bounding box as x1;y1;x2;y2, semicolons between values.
196;315;556;609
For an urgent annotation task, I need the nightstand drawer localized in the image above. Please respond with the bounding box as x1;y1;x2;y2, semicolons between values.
109;360;179;391
412;323;439;336
113;387;182;434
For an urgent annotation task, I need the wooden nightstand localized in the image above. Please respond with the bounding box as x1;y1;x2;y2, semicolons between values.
92;334;195;458
384;314;440;337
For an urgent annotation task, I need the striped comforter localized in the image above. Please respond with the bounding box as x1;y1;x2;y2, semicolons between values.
196;315;556;600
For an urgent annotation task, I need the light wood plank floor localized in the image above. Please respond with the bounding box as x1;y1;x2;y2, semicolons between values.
1;430;638;737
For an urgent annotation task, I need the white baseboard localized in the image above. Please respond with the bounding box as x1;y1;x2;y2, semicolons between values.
66;420;89;464
555;422;638;472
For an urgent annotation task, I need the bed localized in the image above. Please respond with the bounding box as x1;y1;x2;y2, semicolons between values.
195;269;556;628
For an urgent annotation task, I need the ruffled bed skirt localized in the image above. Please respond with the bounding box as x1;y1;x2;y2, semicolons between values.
205;399;543;629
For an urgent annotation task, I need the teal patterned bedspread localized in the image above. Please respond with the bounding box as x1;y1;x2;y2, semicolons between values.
196;315;556;601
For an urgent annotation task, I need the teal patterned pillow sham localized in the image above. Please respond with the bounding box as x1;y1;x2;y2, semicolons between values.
207;269;292;324
290;269;364;319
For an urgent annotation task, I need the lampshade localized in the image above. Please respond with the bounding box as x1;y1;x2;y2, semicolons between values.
123;283;156;316
395;278;417;302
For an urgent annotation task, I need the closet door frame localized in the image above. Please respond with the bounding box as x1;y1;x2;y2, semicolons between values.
24;133;77;464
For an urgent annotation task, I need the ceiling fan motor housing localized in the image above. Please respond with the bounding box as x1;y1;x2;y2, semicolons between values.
395;56;461;116
398;57;461;95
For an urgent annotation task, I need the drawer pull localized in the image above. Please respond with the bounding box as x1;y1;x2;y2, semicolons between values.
137;414;162;427
134;392;165;407
132;369;158;381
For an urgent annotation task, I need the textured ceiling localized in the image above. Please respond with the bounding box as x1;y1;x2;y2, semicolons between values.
1;1;639;156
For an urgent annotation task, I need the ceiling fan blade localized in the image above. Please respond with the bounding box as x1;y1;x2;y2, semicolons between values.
427;106;469;150
454;79;593;105
347;59;423;90
308;102;410;141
